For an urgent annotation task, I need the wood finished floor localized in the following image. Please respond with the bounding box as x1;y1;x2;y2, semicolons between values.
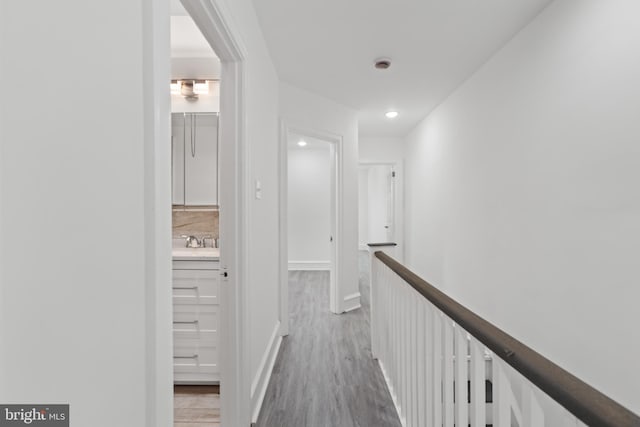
174;385;220;427
256;252;402;427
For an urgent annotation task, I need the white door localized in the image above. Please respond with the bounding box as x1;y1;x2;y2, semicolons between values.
328;143;339;313
367;165;395;243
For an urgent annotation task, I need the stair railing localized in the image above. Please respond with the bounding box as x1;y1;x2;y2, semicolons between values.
368;244;640;427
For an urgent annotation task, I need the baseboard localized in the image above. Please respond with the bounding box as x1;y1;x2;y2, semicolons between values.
251;321;283;423
288;261;330;271
343;292;361;313
378;360;406;427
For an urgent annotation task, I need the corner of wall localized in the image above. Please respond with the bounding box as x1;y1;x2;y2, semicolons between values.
343;292;361;313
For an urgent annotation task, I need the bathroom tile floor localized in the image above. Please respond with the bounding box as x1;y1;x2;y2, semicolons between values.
174;385;220;427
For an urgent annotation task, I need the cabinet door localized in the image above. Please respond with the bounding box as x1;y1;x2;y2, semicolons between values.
185;113;218;205
171;113;186;205
172;268;219;305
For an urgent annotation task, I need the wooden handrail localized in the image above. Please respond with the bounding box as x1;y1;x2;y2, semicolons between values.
374;251;640;427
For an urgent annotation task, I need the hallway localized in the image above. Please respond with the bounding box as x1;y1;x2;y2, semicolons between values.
256;253;401;426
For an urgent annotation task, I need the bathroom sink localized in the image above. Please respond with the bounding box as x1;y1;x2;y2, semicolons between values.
172;247;220;260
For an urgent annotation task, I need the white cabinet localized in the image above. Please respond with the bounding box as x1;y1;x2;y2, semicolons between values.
172;259;220;384
172;113;219;206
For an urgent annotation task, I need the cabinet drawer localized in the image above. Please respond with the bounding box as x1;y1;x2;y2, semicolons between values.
173;345;218;365
173;304;218;331
174;330;218;348
174;371;219;384
173;344;219;375
172;269;219;305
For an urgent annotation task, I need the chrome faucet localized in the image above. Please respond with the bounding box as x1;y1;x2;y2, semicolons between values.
181;235;201;248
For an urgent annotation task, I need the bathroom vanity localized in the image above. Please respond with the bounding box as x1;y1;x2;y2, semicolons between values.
172;247;220;384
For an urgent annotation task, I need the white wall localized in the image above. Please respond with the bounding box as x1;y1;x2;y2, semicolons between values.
0;1;171;426
288;144;331;267
359;136;404;163
404;0;640;413
218;0;282;415
280;82;360;312
1;1;283;426
358;168;369;249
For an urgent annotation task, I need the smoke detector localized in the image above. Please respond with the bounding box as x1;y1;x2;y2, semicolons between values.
374;58;391;70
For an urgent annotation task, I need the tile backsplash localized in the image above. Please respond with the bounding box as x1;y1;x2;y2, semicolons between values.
172;208;219;239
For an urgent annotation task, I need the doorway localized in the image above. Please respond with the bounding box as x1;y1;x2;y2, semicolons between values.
165;1;249;426
279;125;343;336
169;3;223;426
358;164;396;247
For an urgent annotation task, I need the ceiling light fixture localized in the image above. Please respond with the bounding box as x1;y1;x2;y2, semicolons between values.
193;81;209;95
170;80;210;99
297;140;307;147
385;111;399;119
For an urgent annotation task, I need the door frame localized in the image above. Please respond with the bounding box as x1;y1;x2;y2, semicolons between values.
182;2;250;426
145;1;251;426
279;122;344;332
358;161;404;262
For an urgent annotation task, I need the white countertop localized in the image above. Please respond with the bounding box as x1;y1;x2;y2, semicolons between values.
172;247;220;261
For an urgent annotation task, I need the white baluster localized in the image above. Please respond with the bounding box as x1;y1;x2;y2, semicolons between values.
469;338;486;427
455;326;469;427
443;317;455;427
409;293;418;427
387;267;393;392
493;359;511;427
371;253;379;360
400;280;407;422
425;303;434;427
396;279;407;425
392;270;400;410
433;310;443;427
405;286;412;425
417;299;426;427
522;383;544;427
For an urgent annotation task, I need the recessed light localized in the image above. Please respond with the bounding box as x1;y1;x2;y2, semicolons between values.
385;111;398;119
297;140;307;147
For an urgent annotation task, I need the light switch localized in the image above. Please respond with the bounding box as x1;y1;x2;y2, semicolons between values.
255;179;262;199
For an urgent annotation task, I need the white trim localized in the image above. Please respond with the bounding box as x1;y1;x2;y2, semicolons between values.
358;243;368;251
288;261;331;271
378;360;406;427
180;2;250;427
278;121;289;336
143;0;173;425
343;292;362;313
250;322;283;423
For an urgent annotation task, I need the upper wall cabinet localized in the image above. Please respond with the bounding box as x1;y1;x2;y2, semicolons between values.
172;113;219;206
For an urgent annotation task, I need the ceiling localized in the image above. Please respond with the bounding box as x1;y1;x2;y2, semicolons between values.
252;0;553;137
171;16;218;59
170;0;220;80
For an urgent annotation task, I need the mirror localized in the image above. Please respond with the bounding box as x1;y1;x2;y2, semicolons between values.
172;112;219;206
